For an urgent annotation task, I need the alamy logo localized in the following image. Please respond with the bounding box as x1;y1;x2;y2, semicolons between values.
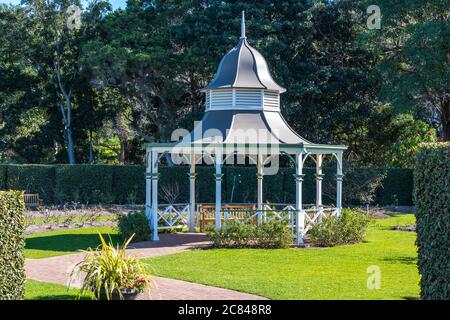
367;265;381;289
169;123;281;175
66;5;81;30
367;5;381;30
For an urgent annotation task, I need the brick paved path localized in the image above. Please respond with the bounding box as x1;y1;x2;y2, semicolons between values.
25;233;267;300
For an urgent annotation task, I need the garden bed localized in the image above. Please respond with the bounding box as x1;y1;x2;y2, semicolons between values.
24;205;129;235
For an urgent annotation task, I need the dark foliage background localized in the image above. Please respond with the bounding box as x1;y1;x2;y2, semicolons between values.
0;0;444;165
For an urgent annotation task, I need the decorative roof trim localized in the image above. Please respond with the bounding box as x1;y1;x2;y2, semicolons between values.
203;13;286;93
241;11;246;39
243;39;267;90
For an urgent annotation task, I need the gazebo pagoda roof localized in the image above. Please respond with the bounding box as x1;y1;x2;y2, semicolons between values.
189;110;310;145
204;37;286;93
145;12;347;154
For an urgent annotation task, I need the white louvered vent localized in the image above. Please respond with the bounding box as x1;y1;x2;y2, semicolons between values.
263;91;280;111
205;91;211;110
206;89;280;111
235;89;262;108
210;89;233;109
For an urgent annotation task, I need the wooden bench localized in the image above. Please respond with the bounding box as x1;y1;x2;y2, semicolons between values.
199;204;256;232
24;194;43;208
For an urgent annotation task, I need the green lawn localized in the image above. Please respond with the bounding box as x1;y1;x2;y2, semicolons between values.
25;227;119;259
25;279;90;300
143;214;419;300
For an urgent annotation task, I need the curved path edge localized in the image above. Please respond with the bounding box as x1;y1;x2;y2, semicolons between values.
25;233;267;300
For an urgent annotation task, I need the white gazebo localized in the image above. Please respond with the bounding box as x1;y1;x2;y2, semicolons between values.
144;12;347;244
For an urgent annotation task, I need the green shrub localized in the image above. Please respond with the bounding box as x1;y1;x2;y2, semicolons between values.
208;220;291;249
256;221;292;248
414;142;450;300
0;190;26;300
6;165;56;204
309;209;372;247
55;165;114;204
117;211;150;242
113;166;146;204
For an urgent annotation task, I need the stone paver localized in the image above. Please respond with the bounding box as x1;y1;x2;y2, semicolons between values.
25;233;267;300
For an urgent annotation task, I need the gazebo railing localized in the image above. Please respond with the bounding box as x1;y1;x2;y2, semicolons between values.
303;206;337;233
222;204;338;237
157;204;190;230
155;203;338;237
222;207;296;238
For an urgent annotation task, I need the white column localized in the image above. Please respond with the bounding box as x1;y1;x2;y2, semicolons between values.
315;154;324;211
295;152;305;244
214;148;223;229
189;151;196;232
145;150;152;234
336;152;343;217
257;154;264;225
151;150;159;241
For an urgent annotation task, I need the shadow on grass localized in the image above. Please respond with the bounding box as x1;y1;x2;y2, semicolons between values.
28;294;90;300
26;233;120;253
383;255;417;265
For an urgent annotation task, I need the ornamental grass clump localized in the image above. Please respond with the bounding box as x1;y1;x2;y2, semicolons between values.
309;208;372;247
71;233;153;300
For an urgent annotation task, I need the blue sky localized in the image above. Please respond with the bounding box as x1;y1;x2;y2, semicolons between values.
0;0;127;10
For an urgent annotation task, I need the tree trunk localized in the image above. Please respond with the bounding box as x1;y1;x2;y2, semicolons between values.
55;61;76;164
60;102;76;164
118;136;128;165
66;126;76;164
441;96;450;141
89;129;94;163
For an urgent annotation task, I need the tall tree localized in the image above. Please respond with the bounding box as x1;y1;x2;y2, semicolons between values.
20;0;111;163
83;0;397;164
364;0;450;140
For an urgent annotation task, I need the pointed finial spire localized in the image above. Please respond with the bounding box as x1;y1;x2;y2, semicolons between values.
241;11;246;39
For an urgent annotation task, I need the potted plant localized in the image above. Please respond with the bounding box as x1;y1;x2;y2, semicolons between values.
71;233;153;300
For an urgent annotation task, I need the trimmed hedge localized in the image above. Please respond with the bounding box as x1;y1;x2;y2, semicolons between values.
54;165;114;204
414;142;450;300
159;166;190;204
0;190;26;300
6;165;55;204
195;166;216;203
225;166;256;203
0;165;6;190
113;165;146;204
0;164;414;206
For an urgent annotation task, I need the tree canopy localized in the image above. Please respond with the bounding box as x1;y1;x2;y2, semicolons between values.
0;0;445;165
